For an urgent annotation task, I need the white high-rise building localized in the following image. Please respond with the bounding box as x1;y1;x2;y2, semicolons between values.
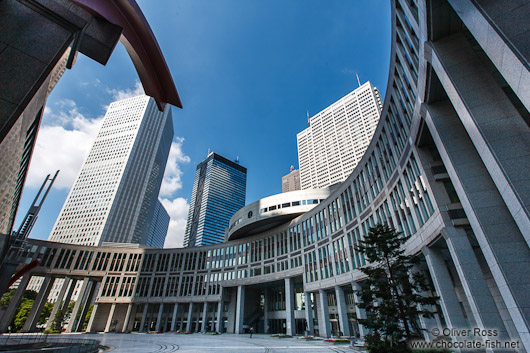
48;95;173;247
297;82;382;190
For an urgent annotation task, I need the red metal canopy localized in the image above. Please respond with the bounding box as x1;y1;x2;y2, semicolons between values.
72;0;182;111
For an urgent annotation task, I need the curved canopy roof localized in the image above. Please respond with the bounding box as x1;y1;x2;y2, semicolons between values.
72;0;182;111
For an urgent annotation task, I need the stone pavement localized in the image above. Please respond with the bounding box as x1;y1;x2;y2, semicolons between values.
62;333;364;353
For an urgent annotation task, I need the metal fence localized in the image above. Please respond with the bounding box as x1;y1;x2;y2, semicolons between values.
0;333;100;352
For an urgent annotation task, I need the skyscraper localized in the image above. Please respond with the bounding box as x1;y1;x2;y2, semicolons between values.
297;81;382;189
48;95;173;247
146;200;170;248
183;152;246;247
282;166;301;193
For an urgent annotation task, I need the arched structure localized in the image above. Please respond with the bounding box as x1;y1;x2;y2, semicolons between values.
2;0;529;350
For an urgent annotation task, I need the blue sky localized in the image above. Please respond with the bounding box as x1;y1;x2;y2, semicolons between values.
16;0;391;247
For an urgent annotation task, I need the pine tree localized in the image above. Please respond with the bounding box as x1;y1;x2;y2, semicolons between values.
355;224;438;353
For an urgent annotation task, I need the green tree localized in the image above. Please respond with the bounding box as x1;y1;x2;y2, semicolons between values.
0;289;15;308
38;302;55;325
52;308;65;332
83;304;94;330
355;224;438;353
13;299;34;331
0;289;37;308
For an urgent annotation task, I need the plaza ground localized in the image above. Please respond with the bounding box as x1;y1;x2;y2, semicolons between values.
66;333;363;353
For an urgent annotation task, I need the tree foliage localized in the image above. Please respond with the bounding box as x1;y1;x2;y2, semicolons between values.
83;304;94;330
355;224;438;353
39;302;54;325
52;308;65;332
13;299;33;331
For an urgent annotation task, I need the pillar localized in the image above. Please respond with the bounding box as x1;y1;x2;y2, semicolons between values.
122;303;133;333
216;300;223;333
155;303;164;332
284;278;295;336
201;302;208;332
0;259;18;301
75;280;97;332
412;263;439;341
263;288;270;334
0;274;32;332
422;247;468;332
318;289;331;338
334;285;351;337
139;303;149;332
351;282;367;338
65;278;90;333
304;292;314;336
186;303;193;332
170;303;179;331
443;228;509;342
22;276;54;332
104;303;117;333
235;285;245;334
46;278;71;329
60;278;77;313
85;303;98;333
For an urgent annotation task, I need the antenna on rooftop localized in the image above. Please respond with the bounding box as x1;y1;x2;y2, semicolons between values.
236;156;239;164
207;147;210;156
307;108;310;127
356;72;361;87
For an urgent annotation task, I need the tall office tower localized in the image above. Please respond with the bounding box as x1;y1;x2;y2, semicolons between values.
282;166;301;193
297;81;382;190
146;200;170;248
48;95;173;246
183;152;246;247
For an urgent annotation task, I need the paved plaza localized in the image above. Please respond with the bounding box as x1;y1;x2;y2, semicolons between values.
64;333;361;353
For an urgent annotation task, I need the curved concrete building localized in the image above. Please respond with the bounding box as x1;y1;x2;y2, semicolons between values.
2;0;530;351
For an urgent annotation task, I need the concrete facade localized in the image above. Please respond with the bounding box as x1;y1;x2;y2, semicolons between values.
1;0;529;351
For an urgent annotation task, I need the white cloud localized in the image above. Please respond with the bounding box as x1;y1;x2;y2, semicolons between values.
25;101;103;190
106;80;145;101
160;137;191;197
161;197;189;248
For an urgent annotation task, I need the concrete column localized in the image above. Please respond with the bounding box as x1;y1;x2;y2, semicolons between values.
284;278;295;336
22;276;54;332
104;303;117;332
412;264;439;341
235;285;245;334
304;292;314;335
122;303;133;333
263;288;269;334
334;285;351;337
186;303;193;332
422;247;468;331
75;281;97;332
60;278;77;313
139;304;149;332
46;278;70;329
216;300;223;333
65;278;90;333
351;282;367;337
443;228;509;342
170;303;179;331
201;302;208;332
318;289;331;338
0;260;18;301
85;303;98;333
155;303;164;332
0;274;31;332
